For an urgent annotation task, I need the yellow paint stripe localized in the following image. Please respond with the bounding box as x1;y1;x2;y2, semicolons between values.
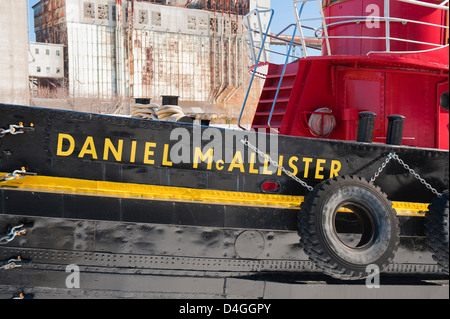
392;202;429;217
0;173;302;209
0;173;429;216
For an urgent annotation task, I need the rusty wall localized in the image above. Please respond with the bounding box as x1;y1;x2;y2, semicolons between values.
132;30;212;101
33;0;264;120
34;0;67;44
130;8;250;105
138;0;250;16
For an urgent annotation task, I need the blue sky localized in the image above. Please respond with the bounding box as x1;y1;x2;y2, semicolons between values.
28;0;40;42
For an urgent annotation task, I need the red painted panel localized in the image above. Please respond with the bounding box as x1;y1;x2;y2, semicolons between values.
384;72;437;148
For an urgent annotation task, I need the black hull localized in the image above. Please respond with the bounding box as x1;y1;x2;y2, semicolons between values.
0;104;448;296
0;214;446;298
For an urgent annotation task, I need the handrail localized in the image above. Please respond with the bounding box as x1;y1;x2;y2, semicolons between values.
293;0;449;57
238;8;274;130
308;16;447;32
397;0;450;9
268;23;298;133
239;10;302;131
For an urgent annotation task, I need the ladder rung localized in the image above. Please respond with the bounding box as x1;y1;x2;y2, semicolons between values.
259;98;290;104
252;124;282;129
255;111;285;116
263;85;294;92
266;72;297;79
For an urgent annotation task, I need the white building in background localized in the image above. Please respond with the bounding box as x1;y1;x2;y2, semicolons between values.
29;42;65;78
250;0;271;31
248;0;271;65
33;0;270;115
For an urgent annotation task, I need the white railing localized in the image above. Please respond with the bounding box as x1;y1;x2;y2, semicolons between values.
293;0;449;57
243;8;273;67
243;9;314;73
239;9;300;131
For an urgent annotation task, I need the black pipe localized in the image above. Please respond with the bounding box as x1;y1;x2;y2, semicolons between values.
357;112;377;143
135;98;151;104
386;115;406;145
162;95;179;106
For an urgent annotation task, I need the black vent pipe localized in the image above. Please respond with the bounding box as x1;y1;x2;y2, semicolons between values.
357;112;377;143
386;115;406;146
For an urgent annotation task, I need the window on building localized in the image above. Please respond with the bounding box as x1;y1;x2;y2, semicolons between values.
98;4;108;20
46;67;50;73
139;10;148;24
111;5;116;21
188;16;197;30
84;2;95;19
152;11;161;26
46;49;50;55
35;48;39;54
56;50;60;56
56;68;61;74
37;66;41;73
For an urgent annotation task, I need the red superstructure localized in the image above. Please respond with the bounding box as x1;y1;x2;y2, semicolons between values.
250;0;449;150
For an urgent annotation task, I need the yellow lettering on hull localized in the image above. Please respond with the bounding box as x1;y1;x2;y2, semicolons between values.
55;133;342;180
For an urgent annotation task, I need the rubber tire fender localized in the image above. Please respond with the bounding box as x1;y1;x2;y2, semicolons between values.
298;175;400;280
425;190;449;274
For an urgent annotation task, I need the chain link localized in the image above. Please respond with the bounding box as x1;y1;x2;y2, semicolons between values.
240;138;314;192
0;168;37;183
0;169;27;182
370;153;395;183
0;257;23;270
371;152;443;198
0;224;26;244
0;124;24;136
241;139;443;198
0;123;35;138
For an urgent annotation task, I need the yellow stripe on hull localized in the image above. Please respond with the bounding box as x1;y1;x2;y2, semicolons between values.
0;173;429;216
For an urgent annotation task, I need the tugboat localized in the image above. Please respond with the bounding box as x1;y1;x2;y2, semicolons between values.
0;0;448;296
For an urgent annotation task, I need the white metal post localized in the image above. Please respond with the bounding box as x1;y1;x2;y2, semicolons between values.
318;0;332;55
293;0;309;58
385;0;391;52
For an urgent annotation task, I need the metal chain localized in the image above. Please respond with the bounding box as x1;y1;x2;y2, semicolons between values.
0;169;27;182
392;153;443;198
0;124;25;136
371;152;443;198
0;123;35;138
241;140;442;197
370;153;395;183
0;168;37;183
240;138;314;192
0;224;26;244
0;257;23;270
